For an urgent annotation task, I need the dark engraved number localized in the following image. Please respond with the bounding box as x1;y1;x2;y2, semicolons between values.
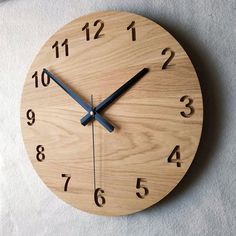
136;178;149;199
161;48;175;69
32;71;50;88
127;21;136;41
180;95;194;118
94;188;105;207
61;38;69;56
36;145;45;162
94;20;104;39
26;109;35;126
41;70;50;87
52;41;59;58
82;20;104;40
82;22;90;41
61;174;71;192
32;71;39;88
52;39;69;58
167;145;182;167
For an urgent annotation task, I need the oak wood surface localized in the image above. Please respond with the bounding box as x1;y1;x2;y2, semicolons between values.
21;11;203;216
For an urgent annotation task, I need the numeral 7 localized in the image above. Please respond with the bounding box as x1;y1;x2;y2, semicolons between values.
61;174;71;192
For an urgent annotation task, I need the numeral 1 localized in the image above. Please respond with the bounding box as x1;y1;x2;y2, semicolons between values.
82;22;90;41
52;39;69;58
127;21;136;41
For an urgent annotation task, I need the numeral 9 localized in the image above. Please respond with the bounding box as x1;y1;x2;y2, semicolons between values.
26;109;35;126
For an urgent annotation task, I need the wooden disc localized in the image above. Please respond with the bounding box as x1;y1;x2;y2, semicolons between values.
21;11;203;216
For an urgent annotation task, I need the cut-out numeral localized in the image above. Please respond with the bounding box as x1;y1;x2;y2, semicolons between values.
52;41;59;58
82;22;90;41
180;95;194;118
94;188;105;207
94;20;104;39
61;174;71;192
127;21;136;41
36;145;45;162
61;39;69;56
32;71;50;88
82;20;104;41
52;39;69;58
26;109;35;126
161;48;175;69
167;145;182;167
136;178;149;199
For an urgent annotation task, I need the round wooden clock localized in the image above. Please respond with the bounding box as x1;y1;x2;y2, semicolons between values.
21;11;203;216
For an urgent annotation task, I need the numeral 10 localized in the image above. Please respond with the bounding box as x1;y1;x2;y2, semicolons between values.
32;71;50;88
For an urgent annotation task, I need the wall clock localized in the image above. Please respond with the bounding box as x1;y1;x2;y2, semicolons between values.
21;11;203;216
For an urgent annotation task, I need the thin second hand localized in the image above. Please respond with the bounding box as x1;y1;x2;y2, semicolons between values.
91;95;96;192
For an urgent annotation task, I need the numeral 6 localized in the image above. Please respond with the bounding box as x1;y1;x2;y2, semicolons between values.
94;188;105;207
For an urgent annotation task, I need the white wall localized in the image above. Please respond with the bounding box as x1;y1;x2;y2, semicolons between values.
0;0;235;235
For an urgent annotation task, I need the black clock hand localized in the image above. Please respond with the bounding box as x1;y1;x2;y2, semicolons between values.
80;68;149;126
43;69;114;132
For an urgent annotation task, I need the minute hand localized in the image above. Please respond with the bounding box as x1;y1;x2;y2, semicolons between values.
80;68;149;126
43;69;114;132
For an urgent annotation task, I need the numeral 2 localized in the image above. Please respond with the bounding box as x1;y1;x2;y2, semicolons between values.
161;48;175;69
167;145;182;167
61;174;71;192
82;20;104;41
136;178;149;199
52;39;69;58
32;71;50;88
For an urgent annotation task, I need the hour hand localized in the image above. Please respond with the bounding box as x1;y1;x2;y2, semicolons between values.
80;68;149;126
43;69;114;132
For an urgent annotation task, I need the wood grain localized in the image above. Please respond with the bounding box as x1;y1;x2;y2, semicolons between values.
20;11;203;216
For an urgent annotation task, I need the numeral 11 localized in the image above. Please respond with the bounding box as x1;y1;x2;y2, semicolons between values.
52;39;69;58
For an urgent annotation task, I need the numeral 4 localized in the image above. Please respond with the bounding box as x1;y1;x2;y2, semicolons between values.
167;145;182;167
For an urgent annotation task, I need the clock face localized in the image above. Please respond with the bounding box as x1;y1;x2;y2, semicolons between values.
21;11;203;216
